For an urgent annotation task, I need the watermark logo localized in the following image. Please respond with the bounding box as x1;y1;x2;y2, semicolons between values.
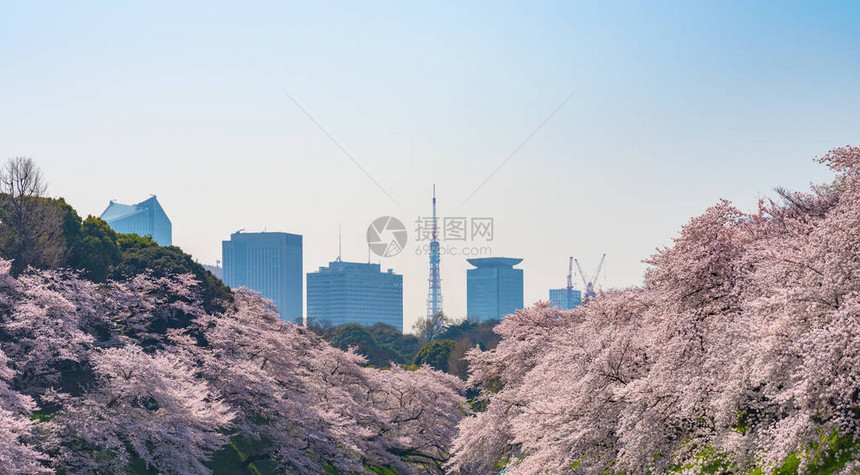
367;216;408;257
367;215;495;258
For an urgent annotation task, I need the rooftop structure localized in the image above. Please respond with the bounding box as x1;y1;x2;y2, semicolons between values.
466;257;524;322
100;195;172;246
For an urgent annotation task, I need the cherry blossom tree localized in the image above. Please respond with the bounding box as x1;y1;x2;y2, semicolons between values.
50;346;232;474
173;288;467;473
8;145;859;473
0;261;466;473
449;146;860;474
1;269;99;397
0;348;49;473
364;364;466;473
447;302;578;473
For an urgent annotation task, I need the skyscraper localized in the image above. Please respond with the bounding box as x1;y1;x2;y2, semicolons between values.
549;288;582;310
222;231;303;322
307;260;403;331
466;257;524;322
100;195;172;246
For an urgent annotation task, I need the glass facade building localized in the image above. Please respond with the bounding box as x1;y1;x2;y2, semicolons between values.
466;257;524;322
100;196;172;246
222;231;303;322
307;260;403;331
549;288;582;310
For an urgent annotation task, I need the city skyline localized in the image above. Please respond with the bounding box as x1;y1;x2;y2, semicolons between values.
3;2;860;472
4;1;857;332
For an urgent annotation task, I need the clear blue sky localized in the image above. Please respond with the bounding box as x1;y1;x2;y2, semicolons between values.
2;1;859;331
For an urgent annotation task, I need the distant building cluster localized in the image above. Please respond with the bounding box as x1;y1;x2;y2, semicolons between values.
98;192;594;333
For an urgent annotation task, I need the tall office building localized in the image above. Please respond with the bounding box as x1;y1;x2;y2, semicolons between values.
100;195;172;246
307;260;403;331
222;231;303;322
466;257;524;322
549;288;582;310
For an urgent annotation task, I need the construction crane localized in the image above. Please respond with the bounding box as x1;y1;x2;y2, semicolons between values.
566;256;574;301
574;254;606;300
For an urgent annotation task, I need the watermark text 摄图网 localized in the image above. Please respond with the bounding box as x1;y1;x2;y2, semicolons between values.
414;216;494;242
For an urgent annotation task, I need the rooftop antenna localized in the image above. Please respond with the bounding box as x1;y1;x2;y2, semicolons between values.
566;256;574;301
432;185;437;241
601;258;607;291
336;224;342;262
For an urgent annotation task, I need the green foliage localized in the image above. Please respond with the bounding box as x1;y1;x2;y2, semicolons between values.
325;323;422;367
0;194;67;275
112;234;231;312
734;410;751;435
332;324;400;367
412;340;456;371
768;431;859;475
367;323;421;363
366;322;408;347
1;195;121;279
437;319;477;341
438;318;500;351
366;466;401;475
669;447;737;474
66;215;121;282
208;435;273;475
668;431;860;475
129;455;160;475
29;411;54;422
2;194;232;311
59;203;123;282
446;338;472;379
320;464;401;475
333;324;377;350
116;233;159;254
413;311;450;342
57;197;83;245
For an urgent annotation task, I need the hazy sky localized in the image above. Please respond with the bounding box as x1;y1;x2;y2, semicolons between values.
3;1;859;331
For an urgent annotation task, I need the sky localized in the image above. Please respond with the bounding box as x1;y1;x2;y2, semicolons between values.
2;1;859;332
